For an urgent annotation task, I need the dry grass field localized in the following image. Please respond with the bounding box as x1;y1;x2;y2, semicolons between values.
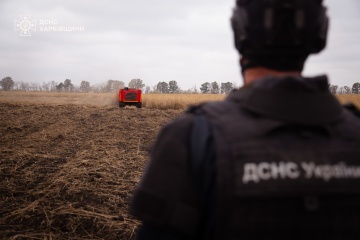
335;94;360;108
0;91;219;240
0;91;225;109
1;91;360;239
0;91;358;109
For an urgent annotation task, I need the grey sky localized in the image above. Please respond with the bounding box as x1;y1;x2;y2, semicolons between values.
1;0;360;90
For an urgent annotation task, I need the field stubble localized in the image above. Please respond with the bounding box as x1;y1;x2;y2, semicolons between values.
0;91;359;109
0;92;191;239
0;91;226;109
0;91;359;239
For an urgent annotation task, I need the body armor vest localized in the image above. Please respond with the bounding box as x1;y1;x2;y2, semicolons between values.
131;76;360;240
197;96;360;240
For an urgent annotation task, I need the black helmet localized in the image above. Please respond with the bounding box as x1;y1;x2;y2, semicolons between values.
231;0;329;72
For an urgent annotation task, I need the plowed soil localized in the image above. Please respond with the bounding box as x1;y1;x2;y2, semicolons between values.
0;101;182;239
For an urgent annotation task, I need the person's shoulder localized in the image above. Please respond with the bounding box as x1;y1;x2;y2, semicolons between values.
168;109;194;126
343;103;360;119
187;98;236;114
158;101;228;134
340;103;360;136
157;109;195;139
160;99;239;136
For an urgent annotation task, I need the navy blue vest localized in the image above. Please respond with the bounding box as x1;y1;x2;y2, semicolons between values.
192;76;360;239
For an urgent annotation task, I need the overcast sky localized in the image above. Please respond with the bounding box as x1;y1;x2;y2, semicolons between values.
1;0;360;90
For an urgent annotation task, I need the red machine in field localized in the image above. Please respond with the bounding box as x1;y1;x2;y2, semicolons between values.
118;87;142;108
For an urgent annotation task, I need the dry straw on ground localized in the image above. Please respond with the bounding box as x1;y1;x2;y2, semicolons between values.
0;91;359;110
0;91;359;239
335;94;360;108
0;98;182;239
0;91;226;110
142;93;225;110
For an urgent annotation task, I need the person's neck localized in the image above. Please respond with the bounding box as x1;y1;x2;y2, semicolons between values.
243;67;301;85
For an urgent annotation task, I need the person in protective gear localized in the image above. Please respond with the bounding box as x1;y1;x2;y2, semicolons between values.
130;0;360;239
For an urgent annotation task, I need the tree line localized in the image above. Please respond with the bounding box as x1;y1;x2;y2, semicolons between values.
0;77;145;93
0;76;238;94
7;76;359;94
328;83;360;94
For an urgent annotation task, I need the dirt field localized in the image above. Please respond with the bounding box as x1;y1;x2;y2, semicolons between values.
1;91;360;239
0;99;182;239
